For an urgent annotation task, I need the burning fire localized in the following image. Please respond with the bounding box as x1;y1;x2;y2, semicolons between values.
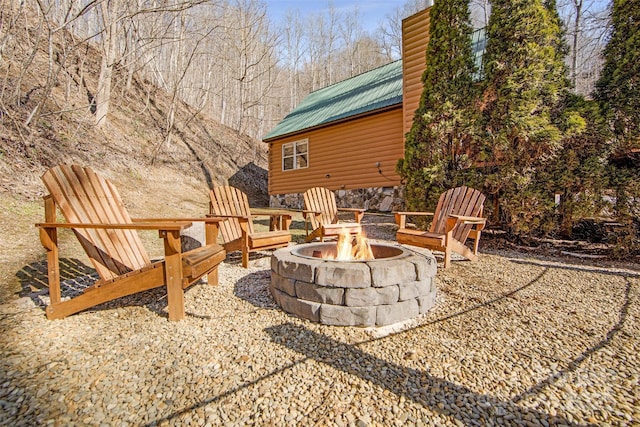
334;228;374;261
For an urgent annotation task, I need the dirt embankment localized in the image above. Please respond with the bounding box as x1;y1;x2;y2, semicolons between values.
0;10;270;303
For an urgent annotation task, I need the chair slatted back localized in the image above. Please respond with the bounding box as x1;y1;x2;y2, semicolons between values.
41;165;150;281
431;186;485;242
303;187;339;231
209;186;255;243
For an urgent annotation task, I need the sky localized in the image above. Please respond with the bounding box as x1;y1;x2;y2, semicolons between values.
264;0;411;33
263;1;612;37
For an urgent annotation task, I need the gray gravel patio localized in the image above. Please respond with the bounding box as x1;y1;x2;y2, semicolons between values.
1;214;638;426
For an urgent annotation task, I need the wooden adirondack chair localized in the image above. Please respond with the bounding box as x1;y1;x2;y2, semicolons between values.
209;186;291;267
303;187;365;242
395;186;486;268
36;165;226;321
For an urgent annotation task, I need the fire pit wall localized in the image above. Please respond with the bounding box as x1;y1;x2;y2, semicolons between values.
270;245;437;327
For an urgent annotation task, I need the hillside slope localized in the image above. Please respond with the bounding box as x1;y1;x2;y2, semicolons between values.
0;62;269;202
0;13;270;303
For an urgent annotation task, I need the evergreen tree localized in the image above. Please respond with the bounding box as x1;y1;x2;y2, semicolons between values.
595;0;640;159
595;0;640;227
397;0;478;212
537;95;610;237
480;0;576;234
595;0;640;255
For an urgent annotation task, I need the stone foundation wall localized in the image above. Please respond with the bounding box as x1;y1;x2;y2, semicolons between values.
270;186;405;212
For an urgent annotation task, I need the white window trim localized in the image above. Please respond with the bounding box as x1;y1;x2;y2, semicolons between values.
282;138;309;171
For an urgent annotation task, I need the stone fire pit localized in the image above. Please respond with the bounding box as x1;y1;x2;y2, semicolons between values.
270;242;437;327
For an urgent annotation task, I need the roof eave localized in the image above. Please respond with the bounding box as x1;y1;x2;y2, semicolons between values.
262;102;403;143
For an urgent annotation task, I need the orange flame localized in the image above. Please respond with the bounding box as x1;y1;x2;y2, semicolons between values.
333;228;374;261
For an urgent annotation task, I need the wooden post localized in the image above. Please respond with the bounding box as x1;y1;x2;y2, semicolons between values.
41;196;61;308
162;229;184;321
282;214;292;231
205;221;219;286
240;221;250;268
270;213;292;231
444;217;459;268
473;230;481;254
269;215;278;231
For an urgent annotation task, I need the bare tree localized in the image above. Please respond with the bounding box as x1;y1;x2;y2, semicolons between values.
207;0;279;136
23;1;98;127
280;9;306;111
470;0;490;28
338;6;365;78
0;0;25;65
94;0;119;127
90;0;211;127
375;0;426;60
158;9;217;150
306;4;339;90
557;0;610;96
4;0;470;142
263;1;398;135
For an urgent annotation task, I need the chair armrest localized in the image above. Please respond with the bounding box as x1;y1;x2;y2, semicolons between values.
393;211;435;217
36;221;191;231
250;208;299;215
36;220;224;257
337;208;365;213
448;214;486;224
249;212;291;222
338;208;365;223
35;222;192;256
205;214;250;222
302;209;322;218
249;212;293;231
133;217;226;244
393;211;435;228
133;217;226;223
445;215;486;233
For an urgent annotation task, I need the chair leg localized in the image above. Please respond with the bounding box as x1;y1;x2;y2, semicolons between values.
443;246;452;268
305;228;322;243
242;248;249;268
41;197;61;305
444;229;453;268
240;224;251;268
207;267;219;286
473;230;481;255
163;230;185;321
205;221;220;285
40;230;61;304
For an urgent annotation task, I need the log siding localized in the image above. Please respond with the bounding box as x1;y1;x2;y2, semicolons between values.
268;108;403;195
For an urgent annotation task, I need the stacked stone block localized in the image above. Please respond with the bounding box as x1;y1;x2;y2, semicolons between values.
270;245;437;327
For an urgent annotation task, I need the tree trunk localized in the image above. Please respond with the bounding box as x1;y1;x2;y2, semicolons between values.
571;0;583;90
95;0;118;127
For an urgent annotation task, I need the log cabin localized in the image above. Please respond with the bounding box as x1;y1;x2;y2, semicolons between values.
263;7;484;211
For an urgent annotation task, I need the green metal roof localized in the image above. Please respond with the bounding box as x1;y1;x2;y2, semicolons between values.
263;60;403;141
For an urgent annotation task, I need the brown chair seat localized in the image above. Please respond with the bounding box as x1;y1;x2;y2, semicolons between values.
182;244;228;280
395;229;446;244
249;230;291;247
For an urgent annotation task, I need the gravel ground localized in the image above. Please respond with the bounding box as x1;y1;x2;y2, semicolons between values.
1;214;639;426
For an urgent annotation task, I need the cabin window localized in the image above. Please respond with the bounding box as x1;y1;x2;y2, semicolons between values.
282;139;308;171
